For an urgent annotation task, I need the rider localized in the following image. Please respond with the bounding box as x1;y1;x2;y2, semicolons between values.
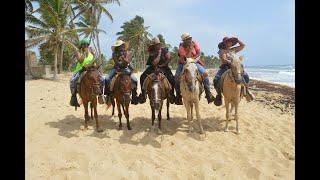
138;37;175;104
213;36;255;106
104;40;139;105
69;38;105;107
174;32;215;105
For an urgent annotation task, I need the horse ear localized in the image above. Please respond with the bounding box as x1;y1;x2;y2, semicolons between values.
239;56;244;62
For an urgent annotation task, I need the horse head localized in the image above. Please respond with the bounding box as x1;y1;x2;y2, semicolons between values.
83;65;102;95
182;58;200;92
116;67;132;103
230;55;244;84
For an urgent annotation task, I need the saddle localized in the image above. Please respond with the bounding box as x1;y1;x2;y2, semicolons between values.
142;72;172;97
109;68;136;92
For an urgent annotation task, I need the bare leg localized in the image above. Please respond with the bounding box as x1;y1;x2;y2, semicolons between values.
83;101;89;130
225;101;230;132
116;99;122;130
195;101;203;134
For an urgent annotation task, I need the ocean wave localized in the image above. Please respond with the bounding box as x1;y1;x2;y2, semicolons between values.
279;71;295;76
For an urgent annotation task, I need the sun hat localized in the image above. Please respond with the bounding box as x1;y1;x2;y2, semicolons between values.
218;37;238;49
148;37;161;47
111;40;128;52
181;32;192;41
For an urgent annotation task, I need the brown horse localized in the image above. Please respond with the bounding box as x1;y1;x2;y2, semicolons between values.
143;68;171;132
112;68;133;130
79;65;103;132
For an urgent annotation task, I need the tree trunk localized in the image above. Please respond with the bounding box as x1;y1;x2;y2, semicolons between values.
59;35;65;73
96;32;102;72
53;46;58;80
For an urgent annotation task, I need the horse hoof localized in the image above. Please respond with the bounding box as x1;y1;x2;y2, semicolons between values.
236;130;240;135
167;117;170;121
127;126;132;130
118;126;122;130
224;128;229;132
97;128;103;133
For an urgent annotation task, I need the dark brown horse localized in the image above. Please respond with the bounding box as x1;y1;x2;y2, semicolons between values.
79;65;103;132
144;68;171;132
113;68;133;130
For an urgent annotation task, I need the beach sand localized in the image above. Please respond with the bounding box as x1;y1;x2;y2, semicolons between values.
26;72;294;180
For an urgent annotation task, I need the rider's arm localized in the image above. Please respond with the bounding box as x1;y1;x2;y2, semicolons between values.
159;51;171;67
152;49;162;67
193;41;201;59
89;47;96;58
75;49;88;64
219;51;231;65
231;38;245;53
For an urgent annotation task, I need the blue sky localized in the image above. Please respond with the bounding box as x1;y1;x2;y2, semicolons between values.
29;0;295;66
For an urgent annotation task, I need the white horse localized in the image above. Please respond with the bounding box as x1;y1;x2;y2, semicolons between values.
180;58;204;134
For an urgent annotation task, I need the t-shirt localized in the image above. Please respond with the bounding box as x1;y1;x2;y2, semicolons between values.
218;49;237;65
72;51;94;73
178;41;200;64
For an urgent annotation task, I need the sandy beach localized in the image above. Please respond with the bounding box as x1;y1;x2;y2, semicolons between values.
26;72;295;179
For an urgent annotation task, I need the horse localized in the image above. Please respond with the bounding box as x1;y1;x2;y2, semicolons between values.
79;65;103;132
180;58;204;134
143;67;171;132
112;67;134;130
220;55;245;134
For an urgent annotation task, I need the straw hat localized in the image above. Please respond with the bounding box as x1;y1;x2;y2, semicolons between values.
181;32;192;41
111;40;128;51
149;37;161;47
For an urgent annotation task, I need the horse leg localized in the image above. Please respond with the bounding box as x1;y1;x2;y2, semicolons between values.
235;103;240;134
112;98;115;116
151;104;155;127
83;101;89;130
195;101;204;134
90;102;93;120
158;101;163;130
93;100;103;132
166;99;170;121
190;103;193;122
125;103;131;130
230;103;234;114
184;102;192;133
116;99;122;130
225;101;230;132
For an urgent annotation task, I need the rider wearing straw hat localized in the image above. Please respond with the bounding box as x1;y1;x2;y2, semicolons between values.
213;36;254;106
174;32;215;105
104;40;139;105
69;38;105;107
138;37;176;104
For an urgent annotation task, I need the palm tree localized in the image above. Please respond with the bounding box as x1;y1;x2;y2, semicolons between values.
25;0;80;80
72;0;120;70
116;15;152;71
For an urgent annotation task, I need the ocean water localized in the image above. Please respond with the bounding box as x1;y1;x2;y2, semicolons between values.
244;64;295;87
